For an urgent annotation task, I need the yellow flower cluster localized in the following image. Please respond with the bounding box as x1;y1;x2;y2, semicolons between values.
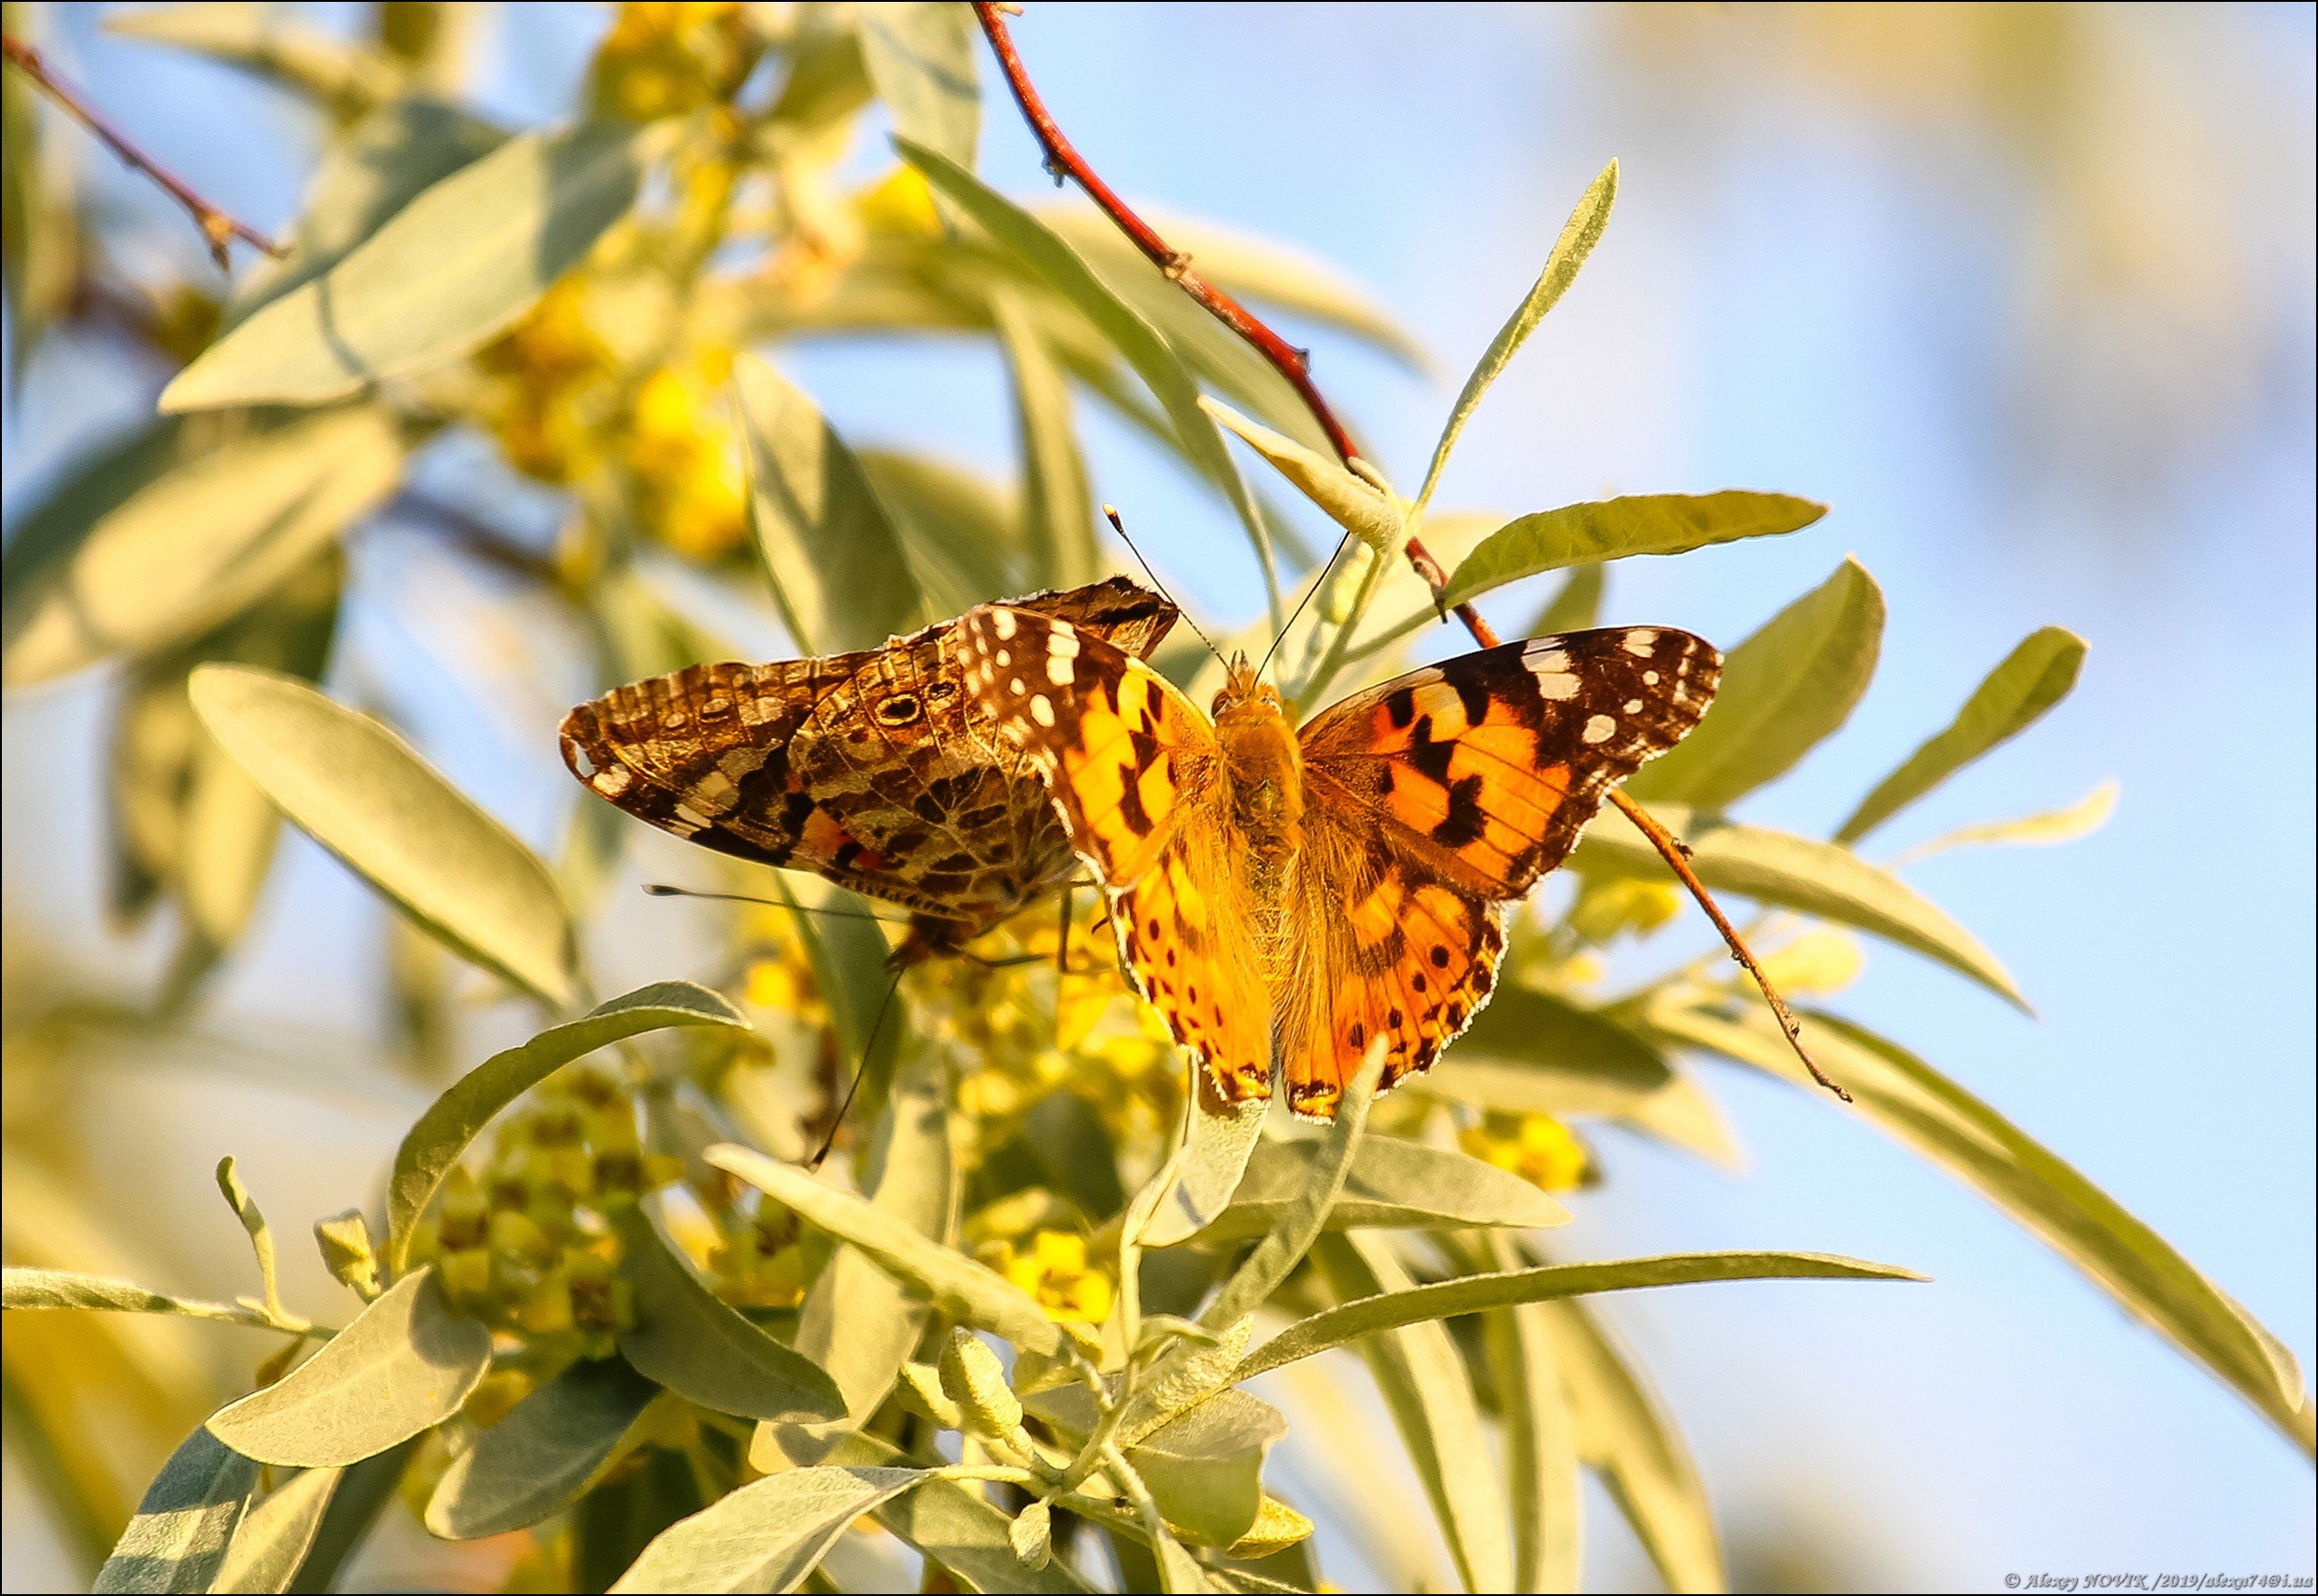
1459;1110;1596;1193
587;2;751;123
978;1230;1116;1326
705;1194;823;1310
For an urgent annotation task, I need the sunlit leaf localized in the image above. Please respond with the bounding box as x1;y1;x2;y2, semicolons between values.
1126;1392;1282;1548
105;1;396;118
277;1439;416;1594
1140;1079;1269;1250
3;406;401;687
162;121;650;411
384;982;747;1274
608;1465;929;1594
1203;395;1400;552
617;1212;846;1422
994;285;1098;588
1417;160;1616;514
1893;778;2119;863
212;1465;339;1594
206;1269;491;1468
1192;1133;1567;1244
4;1267;257;1326
1481;1233;1581;1594
1644;1000;2311;1454
190;663;580;1008
1570;802;2027;1009
856;448;1021;622
93;1424;256;1595
425;1356;663;1539
860;2;979;171
1626;557;1883;808
1837;626;2090;844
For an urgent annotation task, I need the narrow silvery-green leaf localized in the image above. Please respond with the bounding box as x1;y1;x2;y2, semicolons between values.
1894;779;2118;864
900;138;1282;630
617;1212;846;1422
1202;395;1401;553
994;285;1098;588
425;1356;662;1539
278;1438;417;1595
207;1269;491;1467
1540;1293;1724;1593
213;1157;283;1320
1836;626;2089;844
767;875;902;1128
1236;1250;1923;1382
104;2;396;117
1312;1233;1511;1594
710;1138;1060;1356
1626;557;1883;808
1438;491;1828;618
1417;160;1617;514
1569;803;2027;1009
1151;1520;1221;1594
1199;1046;1386;1333
1646;1000;2311;1455
1139;1075;1268;1249
3;406;403;687
860;2;979;170
385;981;747;1274
1530;562;1605;635
4;1266;258;1325
213;1465;340;1593
1446;983;1670;1095
93;1424;258;1595
1482;1234;1580;1594
858;448;1020;615
190;663;579;1008
162;120;648;411
608;1465;930;1593
1125;1391;1283;1547
737;353;927;654
1191;1133;1568;1244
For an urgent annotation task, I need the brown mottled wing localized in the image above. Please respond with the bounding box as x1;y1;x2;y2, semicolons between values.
959;604;1274;1103
1279;627;1720;1116
558;577;1176;934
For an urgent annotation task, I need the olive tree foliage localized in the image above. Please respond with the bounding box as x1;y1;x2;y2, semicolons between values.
1;5;2305;1593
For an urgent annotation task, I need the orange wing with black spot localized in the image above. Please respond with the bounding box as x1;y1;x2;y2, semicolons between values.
1280;628;1719;1114
958;605;1274;1102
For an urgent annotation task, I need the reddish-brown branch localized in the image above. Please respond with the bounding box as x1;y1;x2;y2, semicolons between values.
2;34;282;272
972;4;1841;1102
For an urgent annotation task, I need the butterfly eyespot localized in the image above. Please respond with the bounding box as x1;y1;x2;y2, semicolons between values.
875;694;923;726
925;680;960;705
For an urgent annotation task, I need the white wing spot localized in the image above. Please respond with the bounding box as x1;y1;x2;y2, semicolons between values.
1624;698;1644;714
1534;671;1579;702
1030;694;1056;726
1624;630;1658;657
1009;677;1026;695
1531;647;1570;672
995;648;1011;668
1047;655;1075;685
1582;714;1617;745
991;608;1018;640
1643;670;1660;686
592;767;631;796
1049;627;1080;658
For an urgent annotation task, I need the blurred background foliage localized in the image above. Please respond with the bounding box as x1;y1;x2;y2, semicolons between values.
1;3;2311;1592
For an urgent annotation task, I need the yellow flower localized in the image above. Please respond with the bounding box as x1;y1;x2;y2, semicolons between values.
1461;1112;1595;1192
992;1230;1115;1325
855;167;942;235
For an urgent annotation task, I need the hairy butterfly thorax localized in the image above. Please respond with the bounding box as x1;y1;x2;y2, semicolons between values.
1212;661;1305;865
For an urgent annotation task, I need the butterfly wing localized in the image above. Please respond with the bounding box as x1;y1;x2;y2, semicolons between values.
1280;628;1720;1113
960;604;1274;1102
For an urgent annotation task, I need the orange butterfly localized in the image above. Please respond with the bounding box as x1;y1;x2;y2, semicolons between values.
961;608;1719;1117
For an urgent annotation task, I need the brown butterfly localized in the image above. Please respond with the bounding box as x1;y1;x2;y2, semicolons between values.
962;606;1718;1116
561;577;1176;963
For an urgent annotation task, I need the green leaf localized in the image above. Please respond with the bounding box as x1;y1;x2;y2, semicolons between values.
1237;1250;1921;1382
1432;491;1826;618
765;876;903;1127
1444;983;1670;1096
788;1054;958;1435
384;981;747;1274
859;2;980;171
1311;1233;1510;1594
710;1135;1060;1356
279;1438;419;1594
1202;395;1401;553
1198;1047;1387;1333
234;95;507;322
1568;803;2028;1009
1191;1133;1568;1244
1481;1234;1581;1594
1625;557;1884;808
213;1465;339;1593
1416;160;1616;514
3;12;78;381
994;286;1098;588
900;138;1282;629
105;1;397;117
1645;1000;2311;1455
3;406;402;687
161;121;649;412
1125;1392;1283;1548
190;663;580;1009
1139;1076;1269;1250
207;1269;491;1467
1529;563;1604;635
3;1266;259;1326
858;448;1022;614
93;1424;258;1595
1835;626;2089;844
736;353;928;654
1538;1292;1724;1593
214;1156;284;1321
608;1465;930;1593
1893;778;2118;864
617;1212;846;1422
759;1427;1095;1593
425;1356;663;1539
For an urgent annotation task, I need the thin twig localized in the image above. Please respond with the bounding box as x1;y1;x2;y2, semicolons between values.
973;6;1843;1103
2;34;282;272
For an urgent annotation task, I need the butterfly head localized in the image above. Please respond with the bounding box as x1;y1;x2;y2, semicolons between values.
1213;654;1305;856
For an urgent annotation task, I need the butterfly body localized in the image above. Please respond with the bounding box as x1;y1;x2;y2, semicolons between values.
962;608;1720;1116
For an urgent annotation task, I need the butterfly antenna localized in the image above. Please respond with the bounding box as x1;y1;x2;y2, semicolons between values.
1104;505;1226;671
1255;529;1353;687
808;964;904;1170
643;883;911;926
